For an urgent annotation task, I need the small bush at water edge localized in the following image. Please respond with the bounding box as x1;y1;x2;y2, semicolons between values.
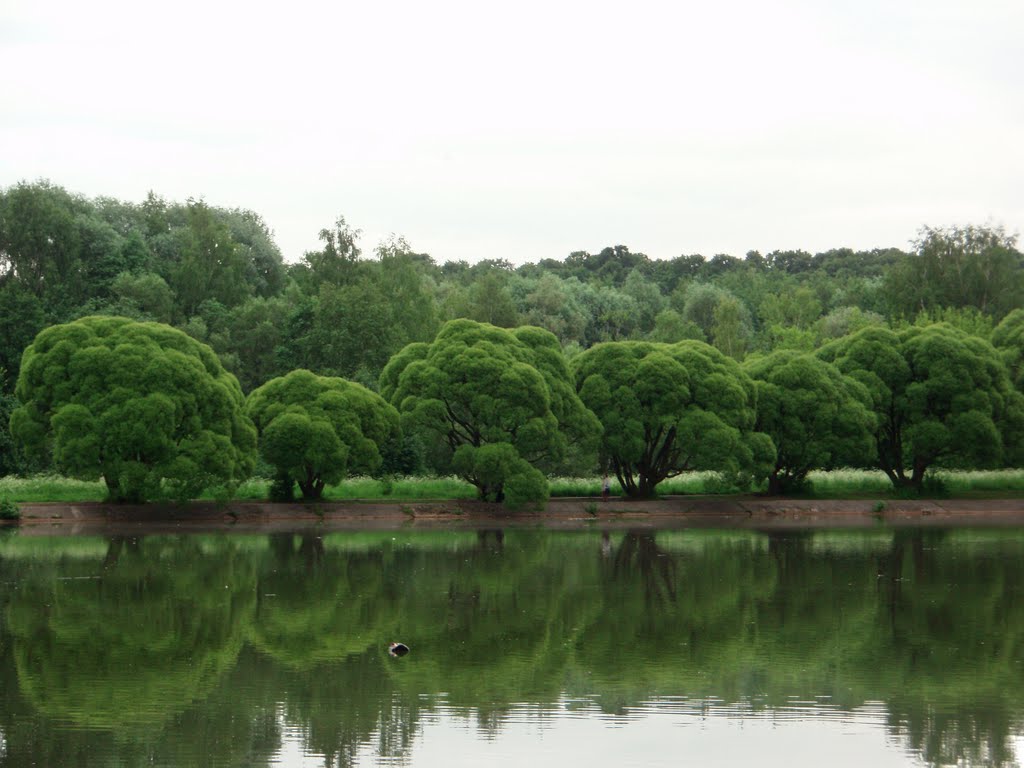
0;498;20;520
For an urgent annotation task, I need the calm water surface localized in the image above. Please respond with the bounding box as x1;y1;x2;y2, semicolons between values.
1;526;1023;767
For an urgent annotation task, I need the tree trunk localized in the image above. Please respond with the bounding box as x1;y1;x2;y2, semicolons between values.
298;534;325;569
636;474;658;498
614;461;638;498
910;458;929;493
103;474;125;503
298;472;324;500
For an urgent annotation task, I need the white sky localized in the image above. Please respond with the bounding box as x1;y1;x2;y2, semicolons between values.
1;0;1022;265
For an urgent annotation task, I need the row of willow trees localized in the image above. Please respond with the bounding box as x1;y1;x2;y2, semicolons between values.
2;180;1024;496
7;311;1024;503
1;529;1022;767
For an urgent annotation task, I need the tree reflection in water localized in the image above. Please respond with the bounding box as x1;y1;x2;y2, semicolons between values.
0;527;1022;767
611;530;677;605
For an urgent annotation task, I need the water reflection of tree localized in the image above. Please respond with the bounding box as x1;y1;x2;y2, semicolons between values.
870;529;1024;768
611;530;676;604
100;533;142;568
250;530;592;762
250;534;390;669
0;534;267;765
5;535;257;732
889;702;1016;768
765;530;812;577
476;528;505;552
876;529;945;632
2;529;1024;767
236;647;421;768
380;530;597;724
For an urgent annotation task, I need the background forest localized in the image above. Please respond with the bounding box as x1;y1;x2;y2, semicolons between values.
1;179;1022;481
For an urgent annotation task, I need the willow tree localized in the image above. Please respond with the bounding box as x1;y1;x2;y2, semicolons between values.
992;308;1024;390
379;319;599;505
245;369;400;500
744;350;876;494
10;316;256;502
818;324;1024;491
573;340;774;498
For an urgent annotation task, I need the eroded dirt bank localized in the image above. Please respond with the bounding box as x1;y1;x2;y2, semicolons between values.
5;496;1024;535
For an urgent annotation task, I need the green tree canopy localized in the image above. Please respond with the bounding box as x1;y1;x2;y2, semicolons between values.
277;252;439;385
518;272;588;342
744;350;876;494
992;308;1024;391
680;283;753;358
246;370;401;500
0;281;47;385
110;271;176;324
379;319;599;503
815;306;886;342
0;181;89;303
9;316;256;501
573;340;774;498
170;199;250;317
295;215;362;288
818;324;1024;490
0;369;24;476
647;308;705;344
883;225;1024;319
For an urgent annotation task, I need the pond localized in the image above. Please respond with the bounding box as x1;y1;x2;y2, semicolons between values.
1;526;1023;767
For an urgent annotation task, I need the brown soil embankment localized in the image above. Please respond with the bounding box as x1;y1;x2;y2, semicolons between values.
5;496;1024;535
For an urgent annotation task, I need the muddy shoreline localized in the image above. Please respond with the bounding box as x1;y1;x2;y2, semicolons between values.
4;496;1024;535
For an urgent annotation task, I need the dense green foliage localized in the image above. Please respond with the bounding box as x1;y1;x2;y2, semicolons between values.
744;350;876;494
992;308;1024;390
883;225;1023;319
1;181;1019;398
380;319;598;502
2;180;1024;497
819;324;1024;490
245;370;401;500
0;497;18;519
573;340;774;497
9;316;256;501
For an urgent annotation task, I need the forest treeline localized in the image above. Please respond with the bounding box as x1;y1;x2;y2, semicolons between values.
3;180;1022;394
2;180;1023;497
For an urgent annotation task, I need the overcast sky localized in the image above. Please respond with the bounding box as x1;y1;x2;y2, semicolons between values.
2;0;1021;265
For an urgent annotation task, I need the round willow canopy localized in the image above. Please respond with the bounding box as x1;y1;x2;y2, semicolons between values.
10;316;257;501
379;319;599;504
818;323;1024;489
744;349;876;494
245;369;401;500
573;339;774;498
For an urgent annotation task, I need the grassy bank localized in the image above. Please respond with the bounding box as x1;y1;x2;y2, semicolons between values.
0;475;480;504
3;469;1024;505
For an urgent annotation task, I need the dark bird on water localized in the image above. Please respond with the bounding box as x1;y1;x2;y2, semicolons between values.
389;642;410;657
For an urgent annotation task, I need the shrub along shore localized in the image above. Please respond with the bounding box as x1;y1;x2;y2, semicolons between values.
3;469;1024;505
